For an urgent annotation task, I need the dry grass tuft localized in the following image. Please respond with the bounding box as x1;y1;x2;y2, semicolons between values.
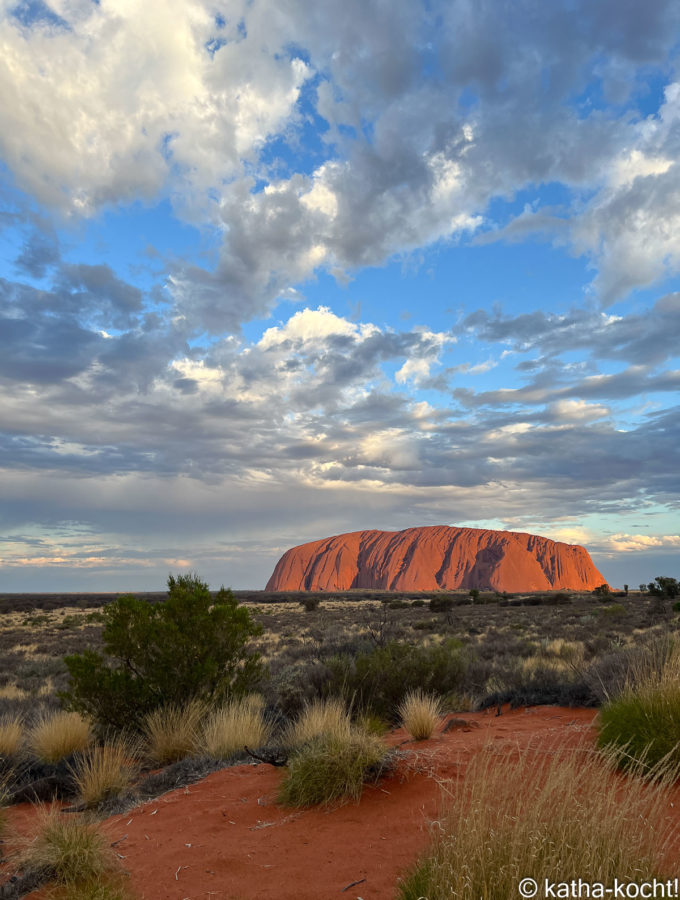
19;808;121;887
70;739;140;808
278;727;388;807
398;689;442;740
398;742;678;899
28;712;92;763
0;714;23;759
282;697;351;748
143;701;204;765
203;696;271;759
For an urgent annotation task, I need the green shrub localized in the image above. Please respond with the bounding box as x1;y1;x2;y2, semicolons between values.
278;729;388;807
596;638;680;771
323;639;465;722
61;573;265;732
299;596;321;612
599;603;626;617
648;576;680;599
429;596;453;613
598;682;680;772
410;599;426;608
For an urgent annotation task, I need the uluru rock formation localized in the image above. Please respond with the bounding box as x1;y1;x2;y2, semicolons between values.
266;526;607;593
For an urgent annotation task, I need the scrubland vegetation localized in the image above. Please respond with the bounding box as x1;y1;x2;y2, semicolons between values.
0;573;679;896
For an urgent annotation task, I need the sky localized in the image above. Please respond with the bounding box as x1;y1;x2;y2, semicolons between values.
0;0;679;592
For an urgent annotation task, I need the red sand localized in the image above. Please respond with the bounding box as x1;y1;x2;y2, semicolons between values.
9;706;602;900
266;526;606;592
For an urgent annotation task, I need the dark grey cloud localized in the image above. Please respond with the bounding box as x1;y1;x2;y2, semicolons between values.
463;294;680;367
14;226;60;278
56;264;144;329
453;366;680;409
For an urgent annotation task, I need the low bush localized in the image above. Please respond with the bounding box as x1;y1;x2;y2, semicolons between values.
278;728;388;807
203;696;271;759
143;701;204;765
323;640;465;722
585;635;677;704
28;711;92;763
476;660;596;711
71;739;139;808
299;596;321;612
398;690;442;740
598;603;626;617
429;596;453;613
397;743;676;899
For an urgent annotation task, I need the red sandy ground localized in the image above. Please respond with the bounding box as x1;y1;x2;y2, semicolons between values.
9;707;619;900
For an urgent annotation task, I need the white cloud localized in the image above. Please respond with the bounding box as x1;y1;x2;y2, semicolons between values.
549;399;611;422
0;0;310;214
609;149;673;188
605;534;680;553
395;357;432;384
257;306;372;349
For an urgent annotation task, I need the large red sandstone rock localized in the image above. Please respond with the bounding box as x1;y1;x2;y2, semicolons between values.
266;526;607;592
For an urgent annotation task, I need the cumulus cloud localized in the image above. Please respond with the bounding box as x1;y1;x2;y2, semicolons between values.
0;0;310;215
604;534;680;553
3;0;680;330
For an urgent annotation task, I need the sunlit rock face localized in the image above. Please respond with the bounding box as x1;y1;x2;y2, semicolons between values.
266;526;607;592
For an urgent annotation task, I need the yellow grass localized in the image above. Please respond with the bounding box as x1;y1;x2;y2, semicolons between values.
143;701;204;765
28;712;92;763
398;742;678;900
398;689;442;740
70;739;139;808
0;715;23;759
0;684;27;700
282;698;352;748
203;696;271;759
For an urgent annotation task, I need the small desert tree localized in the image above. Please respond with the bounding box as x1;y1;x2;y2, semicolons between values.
647;577;680;599
61;573;264;731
